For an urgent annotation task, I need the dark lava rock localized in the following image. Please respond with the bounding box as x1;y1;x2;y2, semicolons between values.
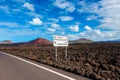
108;65;115;71
79;68;86;76
84;63;93;73
93;73;105;80
115;66;120;74
100;64;109;70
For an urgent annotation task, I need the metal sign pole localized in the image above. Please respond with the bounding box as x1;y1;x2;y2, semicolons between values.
55;47;57;60
65;47;67;60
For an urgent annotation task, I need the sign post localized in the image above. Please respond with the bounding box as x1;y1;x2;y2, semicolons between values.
65;47;67;60
55;47;57;60
53;36;68;60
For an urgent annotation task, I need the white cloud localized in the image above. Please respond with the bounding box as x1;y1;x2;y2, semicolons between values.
13;29;40;35
78;0;120;30
23;2;35;11
29;18;42;25
47;18;59;23
70;25;79;32
97;0;120;30
94;29;104;36
48;28;56;32
25;12;43;18
0;22;19;27
77;0;120;40
78;25;117;41
61;32;65;34
79;30;115;41
67;34;80;40
85;25;92;31
51;23;60;29
0;5;9;13
53;0;69;9
59;16;73;21
86;15;98;21
78;1;100;14
47;23;60;33
53;0;76;12
0;28;41;40
68;24;120;41
66;5;76;12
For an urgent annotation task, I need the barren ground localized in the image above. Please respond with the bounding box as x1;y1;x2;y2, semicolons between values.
0;43;120;80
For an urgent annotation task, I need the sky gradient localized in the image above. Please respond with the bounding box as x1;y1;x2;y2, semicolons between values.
0;0;120;42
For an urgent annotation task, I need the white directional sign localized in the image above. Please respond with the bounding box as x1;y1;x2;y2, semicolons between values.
53;36;68;47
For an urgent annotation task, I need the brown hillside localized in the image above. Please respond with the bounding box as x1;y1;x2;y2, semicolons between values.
70;38;93;44
0;40;13;44
29;38;52;44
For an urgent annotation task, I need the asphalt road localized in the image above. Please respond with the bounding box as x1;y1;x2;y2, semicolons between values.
0;51;90;80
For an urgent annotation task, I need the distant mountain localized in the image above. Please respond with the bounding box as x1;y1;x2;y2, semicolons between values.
112;39;120;42
70;38;93;44
28;38;52;45
103;39;120;42
0;40;13;44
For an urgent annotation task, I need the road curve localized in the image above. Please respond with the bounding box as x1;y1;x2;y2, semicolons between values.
0;51;90;80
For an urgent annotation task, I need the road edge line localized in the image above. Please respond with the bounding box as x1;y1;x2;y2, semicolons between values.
0;51;76;80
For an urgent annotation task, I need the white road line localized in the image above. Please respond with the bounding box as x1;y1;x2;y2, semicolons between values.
0;51;76;80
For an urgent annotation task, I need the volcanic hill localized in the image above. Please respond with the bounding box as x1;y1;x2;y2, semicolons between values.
28;38;52;44
70;38;93;44
0;40;13;44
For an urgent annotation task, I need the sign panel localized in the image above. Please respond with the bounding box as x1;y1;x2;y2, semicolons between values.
53;36;68;47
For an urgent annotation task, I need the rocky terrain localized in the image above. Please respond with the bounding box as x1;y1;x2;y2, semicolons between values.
0;43;120;80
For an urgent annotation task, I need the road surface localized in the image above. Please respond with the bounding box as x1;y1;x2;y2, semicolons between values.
0;51;90;80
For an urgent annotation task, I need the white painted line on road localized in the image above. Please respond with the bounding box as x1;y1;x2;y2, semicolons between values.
1;51;76;80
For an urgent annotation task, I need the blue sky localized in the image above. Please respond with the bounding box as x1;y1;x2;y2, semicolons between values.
0;0;120;42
